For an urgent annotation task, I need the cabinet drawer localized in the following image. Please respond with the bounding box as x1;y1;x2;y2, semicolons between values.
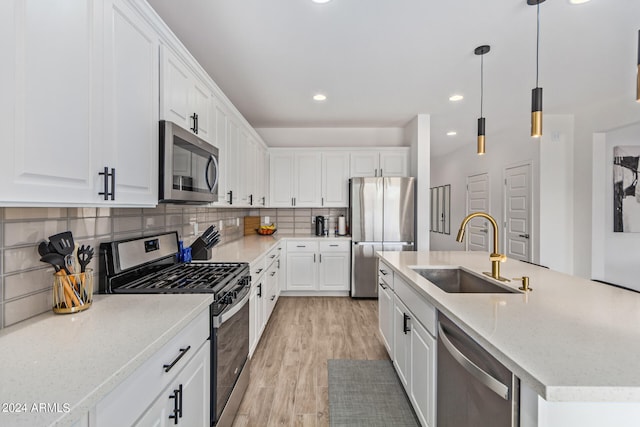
94;309;209;426
395;274;436;336
250;255;267;277
378;261;394;289
266;245;280;264
286;240;318;252
319;240;350;252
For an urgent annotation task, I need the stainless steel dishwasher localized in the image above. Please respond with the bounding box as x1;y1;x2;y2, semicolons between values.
437;312;519;427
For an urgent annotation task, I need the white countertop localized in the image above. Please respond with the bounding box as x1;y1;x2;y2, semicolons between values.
206;234;351;264
377;250;640;403
0;294;212;427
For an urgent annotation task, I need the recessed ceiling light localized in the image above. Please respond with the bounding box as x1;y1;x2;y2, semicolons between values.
569;0;590;4
446;131;457;136
312;0;332;3
313;93;327;101
449;94;464;102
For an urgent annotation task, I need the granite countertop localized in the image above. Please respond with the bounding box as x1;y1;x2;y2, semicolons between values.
205;233;351;264
0;294;212;427
377;250;640;403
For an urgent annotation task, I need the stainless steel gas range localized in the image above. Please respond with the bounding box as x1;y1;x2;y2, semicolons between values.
99;231;250;427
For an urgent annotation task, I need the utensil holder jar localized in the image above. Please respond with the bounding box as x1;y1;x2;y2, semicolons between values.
53;268;93;314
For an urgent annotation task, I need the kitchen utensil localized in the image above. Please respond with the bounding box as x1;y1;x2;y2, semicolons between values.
77;245;94;273
37;241;51;257
49;231;75;257
40;253;76;307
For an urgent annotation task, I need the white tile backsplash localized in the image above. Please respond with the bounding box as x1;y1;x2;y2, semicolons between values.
0;205;346;329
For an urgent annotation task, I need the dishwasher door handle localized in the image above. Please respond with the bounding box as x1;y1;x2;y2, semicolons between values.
438;322;510;400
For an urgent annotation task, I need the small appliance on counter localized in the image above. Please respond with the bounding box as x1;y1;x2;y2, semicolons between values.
189;225;220;260
315;216;327;236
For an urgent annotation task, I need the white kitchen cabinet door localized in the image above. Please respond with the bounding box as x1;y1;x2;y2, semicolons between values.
135;342;210;427
379;151;408;177
102;0;158;206
244;135;257;206
378;281;394;357
249;277;265;357
409;319;436;427
286;253;317;291
212;99;229;205
226;118;241;205
254;144;267;207
393;298;411;389
266;263;278;320
0;0;102;204
160;45;213;144
350;151;380;177
270;152;294;207
318;252;350;291
321;152;350;207
294;152;322;206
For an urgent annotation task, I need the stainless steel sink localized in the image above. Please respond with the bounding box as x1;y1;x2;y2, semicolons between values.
412;268;519;294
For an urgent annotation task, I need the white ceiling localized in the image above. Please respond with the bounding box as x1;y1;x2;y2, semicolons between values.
147;0;640;155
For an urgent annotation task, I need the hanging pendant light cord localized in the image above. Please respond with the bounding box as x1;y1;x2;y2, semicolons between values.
480;54;484;117
536;2;540;87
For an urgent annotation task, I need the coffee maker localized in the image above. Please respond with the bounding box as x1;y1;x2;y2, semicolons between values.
315;216;326;236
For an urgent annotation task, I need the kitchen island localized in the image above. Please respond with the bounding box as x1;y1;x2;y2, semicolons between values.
378;250;640;426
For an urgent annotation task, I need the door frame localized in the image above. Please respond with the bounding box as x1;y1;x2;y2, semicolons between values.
466;172;490;252
502;160;534;262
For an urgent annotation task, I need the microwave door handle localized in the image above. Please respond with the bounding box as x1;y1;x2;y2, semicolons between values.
205;154;219;192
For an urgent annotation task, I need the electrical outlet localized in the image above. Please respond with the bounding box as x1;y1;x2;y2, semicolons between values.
264;216;270;224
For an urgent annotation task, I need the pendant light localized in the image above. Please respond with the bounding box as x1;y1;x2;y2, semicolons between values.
528;0;545;138
475;45;490;155
636;29;640;102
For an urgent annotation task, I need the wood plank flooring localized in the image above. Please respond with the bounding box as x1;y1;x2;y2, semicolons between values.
232;296;389;427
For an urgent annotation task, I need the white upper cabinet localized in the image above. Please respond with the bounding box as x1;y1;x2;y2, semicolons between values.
102;0;159;205
270;151;321;207
294;152;322;207
321;152;350;207
211;98;229;205
0;0;158;206
160;45;213;144
350;149;409;177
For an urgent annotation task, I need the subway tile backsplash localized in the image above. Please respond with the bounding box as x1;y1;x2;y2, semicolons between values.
0;205;346;329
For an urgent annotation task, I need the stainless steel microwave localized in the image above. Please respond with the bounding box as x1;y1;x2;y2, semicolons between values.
159;121;219;204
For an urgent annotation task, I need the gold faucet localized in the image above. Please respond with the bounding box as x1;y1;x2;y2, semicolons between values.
456;212;510;282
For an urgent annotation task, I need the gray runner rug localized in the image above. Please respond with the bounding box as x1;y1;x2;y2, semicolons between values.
327;359;420;427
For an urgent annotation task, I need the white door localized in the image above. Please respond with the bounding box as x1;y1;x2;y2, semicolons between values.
410;320;436;427
270;152;294;207
322;152;350;207
103;0;159;206
393;298;410;388
212;100;228;205
190;78;212;143
294;152;322;206
0;0;100;204
160;46;190;128
286;253;317;290
318;252;349;291
226;119;240;204
466;173;490;252
350;151;379;177
378;281;393;356
379;151;408;177
504;163;532;262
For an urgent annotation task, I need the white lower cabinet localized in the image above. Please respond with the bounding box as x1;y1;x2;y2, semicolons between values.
381;266;436;427
135;342;210;427
249;244;282;357
93;309;209;426
378;280;394;356
286;240;350;292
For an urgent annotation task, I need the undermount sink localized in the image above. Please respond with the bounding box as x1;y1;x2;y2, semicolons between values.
412;268;519;294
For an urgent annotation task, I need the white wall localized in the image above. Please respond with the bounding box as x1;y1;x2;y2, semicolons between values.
255;127;404;147
591;121;640;292
539;115;575;273
405;115;430;250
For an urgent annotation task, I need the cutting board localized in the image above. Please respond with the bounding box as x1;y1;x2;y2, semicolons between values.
244;216;260;235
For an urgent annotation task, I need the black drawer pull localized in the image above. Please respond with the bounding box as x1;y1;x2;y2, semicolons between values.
255;268;263;274
403;313;411;334
270;271;276;276
163;346;191;373
330;244;339;247
379;269;388;275
270;254;276;258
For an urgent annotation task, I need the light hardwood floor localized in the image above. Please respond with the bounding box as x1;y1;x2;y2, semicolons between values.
232;296;389;427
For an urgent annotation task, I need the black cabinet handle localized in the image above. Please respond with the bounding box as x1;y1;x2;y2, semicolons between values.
379;269;388;275
255;268;263;274
98;167;115;201
262;196;266;206
270;271;276;277
227;190;233;205
270;254;276;259
296;245;306;248
190;113;197;133
330;244;339;247
403;313;411;334
379;282;387;290
249;194;253;205
319;254;322;263
195;113;199;134
168;383;183;424
163;346;191;373
277;259;280;269
257;283;262;298
313;254;316;263
270;295;275;301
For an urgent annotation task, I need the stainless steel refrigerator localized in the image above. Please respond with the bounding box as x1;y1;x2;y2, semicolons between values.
350;177;416;297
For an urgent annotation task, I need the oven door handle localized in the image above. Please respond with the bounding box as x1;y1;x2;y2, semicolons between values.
214;291;250;328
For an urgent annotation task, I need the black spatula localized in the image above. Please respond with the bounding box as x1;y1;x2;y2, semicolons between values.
49;231;75;256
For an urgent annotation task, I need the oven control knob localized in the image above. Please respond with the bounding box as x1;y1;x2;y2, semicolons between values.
224;295;234;304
